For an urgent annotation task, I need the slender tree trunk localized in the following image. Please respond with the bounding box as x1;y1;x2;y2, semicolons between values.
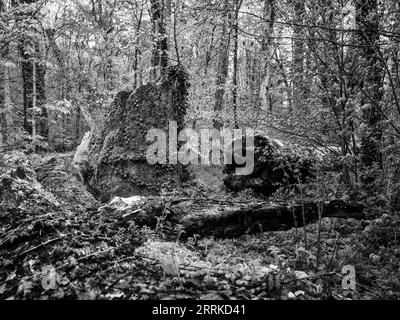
0;0;3;144
355;0;384;186
16;0;47;140
244;40;254;94
76;104;81;142
3;59;12;142
173;1;181;65
20;44;32;135
292;0;305;111
213;0;231;130
260;0;275;111
32;60;37;152
274;49;292;111
0;71;5;149
133;4;143;88
20;44;47;138
232;0;242;129
0;0;3;146
0;0;10;147
205;25;217;73
150;0;169;80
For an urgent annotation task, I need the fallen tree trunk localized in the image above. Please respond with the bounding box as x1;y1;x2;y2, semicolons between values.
98;197;365;238
34;156;99;211
174;199;364;238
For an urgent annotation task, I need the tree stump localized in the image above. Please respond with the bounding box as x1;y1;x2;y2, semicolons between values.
89;66;190;201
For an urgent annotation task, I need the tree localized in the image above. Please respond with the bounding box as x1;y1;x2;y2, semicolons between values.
355;0;384;186
150;0;169;80
0;0;11;148
213;0;231;130
291;0;305;111
259;0;275;111
232;0;243;128
15;0;48;141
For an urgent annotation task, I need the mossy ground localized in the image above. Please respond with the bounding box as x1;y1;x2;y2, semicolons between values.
0;152;399;300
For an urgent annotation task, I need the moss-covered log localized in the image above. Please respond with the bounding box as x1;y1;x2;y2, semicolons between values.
99;196;365;238
34;156;98;211
176;199;364;238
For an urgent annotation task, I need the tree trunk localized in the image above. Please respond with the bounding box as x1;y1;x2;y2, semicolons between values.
133;3;143;88
274;49;292;111
20;44;47;138
172;2;181;65
213;0;231;130
259;0;275;111
292;0;305;110
355;0;384;186
0;1;10;148
244;40;256;95
99;197;365;238
32;61;37;152
0;63;12;147
150;0;169;80
17;0;47;139
232;0;242;128
205;25;217;73
391;167;400;211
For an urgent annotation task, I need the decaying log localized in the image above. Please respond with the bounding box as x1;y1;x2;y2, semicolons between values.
176;199;364;238
34;156;98;211
98;196;365;238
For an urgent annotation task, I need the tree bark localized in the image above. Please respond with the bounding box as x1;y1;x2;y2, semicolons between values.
355;0;384;185
292;0;305;111
259;0;275;111
0;0;6;147
133;2;143;88
20;43;47;138
213;0;231;130
232;0;242;128
16;0;47;139
150;0;169;80
32;61;37;152
0;64;12;148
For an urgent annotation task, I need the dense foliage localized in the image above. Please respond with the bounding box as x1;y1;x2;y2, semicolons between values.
1;0;400;301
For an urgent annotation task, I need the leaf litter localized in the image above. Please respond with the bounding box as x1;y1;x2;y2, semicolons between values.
1;151;399;300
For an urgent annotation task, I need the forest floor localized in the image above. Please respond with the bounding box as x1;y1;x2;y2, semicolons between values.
0;151;399;300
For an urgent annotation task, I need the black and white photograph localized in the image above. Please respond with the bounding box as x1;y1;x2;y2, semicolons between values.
0;0;399;305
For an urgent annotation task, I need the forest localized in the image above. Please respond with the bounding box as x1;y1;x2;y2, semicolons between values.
0;0;400;301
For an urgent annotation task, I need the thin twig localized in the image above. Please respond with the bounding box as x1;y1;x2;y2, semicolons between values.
16;236;65;258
